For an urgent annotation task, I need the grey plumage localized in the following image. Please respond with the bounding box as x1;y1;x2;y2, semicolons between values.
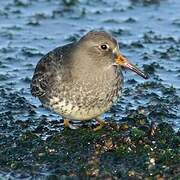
31;31;125;121
31;43;74;98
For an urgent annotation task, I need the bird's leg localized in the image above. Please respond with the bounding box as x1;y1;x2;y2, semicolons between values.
93;117;107;131
64;119;71;128
63;119;80;129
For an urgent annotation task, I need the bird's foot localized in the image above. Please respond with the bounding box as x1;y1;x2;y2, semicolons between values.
93;117;107;131
64;119;80;129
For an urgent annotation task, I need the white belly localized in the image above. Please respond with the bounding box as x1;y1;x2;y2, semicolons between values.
50;98;114;120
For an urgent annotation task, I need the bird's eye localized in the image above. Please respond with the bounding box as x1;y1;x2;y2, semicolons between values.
100;44;109;50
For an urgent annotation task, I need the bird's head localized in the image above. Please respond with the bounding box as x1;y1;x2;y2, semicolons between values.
76;30;148;79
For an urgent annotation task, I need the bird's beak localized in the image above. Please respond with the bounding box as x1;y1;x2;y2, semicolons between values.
113;48;149;79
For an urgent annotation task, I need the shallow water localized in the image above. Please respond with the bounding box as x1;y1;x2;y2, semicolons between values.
0;0;180;178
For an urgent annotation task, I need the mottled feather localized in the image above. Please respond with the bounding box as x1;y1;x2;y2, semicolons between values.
31;43;74;97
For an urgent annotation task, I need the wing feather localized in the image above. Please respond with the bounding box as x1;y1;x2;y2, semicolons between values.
31;43;74;97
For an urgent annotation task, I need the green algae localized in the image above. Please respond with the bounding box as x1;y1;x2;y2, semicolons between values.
0;113;179;179
130;128;145;141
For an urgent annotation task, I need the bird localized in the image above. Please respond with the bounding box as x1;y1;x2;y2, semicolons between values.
31;31;148;130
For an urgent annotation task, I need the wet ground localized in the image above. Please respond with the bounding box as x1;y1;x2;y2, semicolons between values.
0;0;180;179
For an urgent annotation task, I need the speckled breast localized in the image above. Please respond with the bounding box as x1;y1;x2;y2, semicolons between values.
42;70;123;121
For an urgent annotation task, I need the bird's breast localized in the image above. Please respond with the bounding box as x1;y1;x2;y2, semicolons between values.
47;66;123;120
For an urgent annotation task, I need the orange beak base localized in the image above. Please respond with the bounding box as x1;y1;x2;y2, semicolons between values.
115;54;149;79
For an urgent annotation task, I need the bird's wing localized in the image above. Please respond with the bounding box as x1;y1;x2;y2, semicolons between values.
31;43;74;97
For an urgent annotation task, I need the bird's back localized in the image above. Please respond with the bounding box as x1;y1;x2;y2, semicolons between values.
31;42;74;99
